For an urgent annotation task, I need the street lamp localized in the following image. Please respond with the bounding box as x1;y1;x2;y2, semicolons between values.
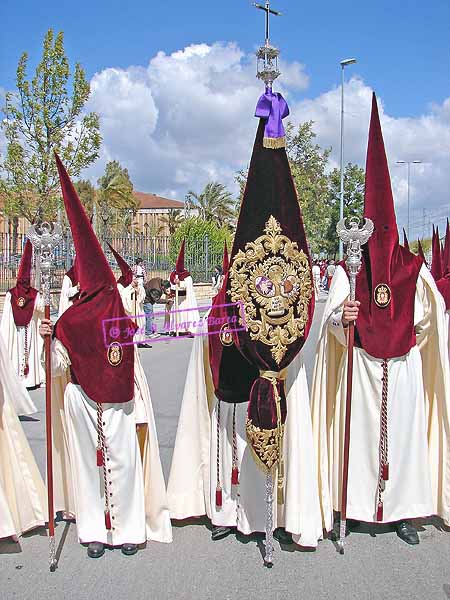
339;58;357;260
396;160;422;238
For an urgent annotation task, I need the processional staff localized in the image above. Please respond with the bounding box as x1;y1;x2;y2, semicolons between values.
28;221;63;571
336;216;373;554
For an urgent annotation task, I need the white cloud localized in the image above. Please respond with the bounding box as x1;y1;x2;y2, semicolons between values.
80;42;448;235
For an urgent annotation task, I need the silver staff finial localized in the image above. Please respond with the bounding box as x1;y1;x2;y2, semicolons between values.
27;221;63;305
337;216;374;300
254;1;282;89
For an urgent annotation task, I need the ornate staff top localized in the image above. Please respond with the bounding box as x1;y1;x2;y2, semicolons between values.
27;221;63;304
254;1;282;89
337;216;374;301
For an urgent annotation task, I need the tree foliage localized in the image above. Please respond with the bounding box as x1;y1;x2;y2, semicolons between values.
324;163;365;256
187;182;238;228
169;217;232;265
159;208;184;235
1;29;101;222
285;121;332;255
97;160;138;234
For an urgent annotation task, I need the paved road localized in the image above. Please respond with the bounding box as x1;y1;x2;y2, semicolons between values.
2;295;450;600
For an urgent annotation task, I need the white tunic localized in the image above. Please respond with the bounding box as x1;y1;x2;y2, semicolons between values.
118;283;146;343
58;275;79;317
49;340;172;544
311;264;450;530
0;291;43;411
0;333;46;539
169;276;201;335
167;328;323;548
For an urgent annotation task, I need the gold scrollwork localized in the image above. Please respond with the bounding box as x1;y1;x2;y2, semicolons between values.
246;418;283;473
229;216;312;364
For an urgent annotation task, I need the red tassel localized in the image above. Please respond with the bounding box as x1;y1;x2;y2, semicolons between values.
104;510;112;530
24;364;29;376
382;463;389;481
376;502;383;522
215;487;223;508
96;447;103;467
231;467;239;486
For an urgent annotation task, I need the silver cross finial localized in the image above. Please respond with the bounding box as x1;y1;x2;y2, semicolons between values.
254;2;282;89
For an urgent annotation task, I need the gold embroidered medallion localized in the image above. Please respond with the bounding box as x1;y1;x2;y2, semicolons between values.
17;296;25;307
219;323;234;347
374;283;391;308
107;342;123;366
228;216;312;364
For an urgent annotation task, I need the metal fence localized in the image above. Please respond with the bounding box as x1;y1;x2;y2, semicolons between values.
0;231;224;292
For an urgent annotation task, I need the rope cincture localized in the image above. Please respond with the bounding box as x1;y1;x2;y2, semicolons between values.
96;402;112;530
215;400;222;508
376;360;389;521
231;403;239;486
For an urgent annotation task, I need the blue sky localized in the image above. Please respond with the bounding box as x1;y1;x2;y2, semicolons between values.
1;0;449;236
1;0;449;117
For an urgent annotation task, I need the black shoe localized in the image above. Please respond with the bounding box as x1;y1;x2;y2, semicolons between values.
87;542;105;558
395;520;419;545
274;528;293;545
211;526;233;541
137;343;152;348
121;543;138;556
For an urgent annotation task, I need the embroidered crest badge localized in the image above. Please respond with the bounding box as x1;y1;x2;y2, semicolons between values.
219;323;234;347
107;342;123;366
374;283;391;308
17;296;25;308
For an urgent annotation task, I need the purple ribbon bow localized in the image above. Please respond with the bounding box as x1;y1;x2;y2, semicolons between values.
255;89;290;148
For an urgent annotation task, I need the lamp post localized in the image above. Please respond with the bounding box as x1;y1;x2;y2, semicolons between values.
396;160;422;238
339;58;357;260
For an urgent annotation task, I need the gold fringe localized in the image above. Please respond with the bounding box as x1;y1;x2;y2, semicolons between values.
263;136;286;149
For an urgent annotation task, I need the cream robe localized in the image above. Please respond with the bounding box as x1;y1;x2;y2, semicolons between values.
311;264;450;531
0;292;43;411
0;334;47;539
48;340;172;544
57;275;79;317
169;276;201;335
167;326;323;548
118;283;146;343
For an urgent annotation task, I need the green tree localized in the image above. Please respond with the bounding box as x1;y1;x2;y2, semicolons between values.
159;208;184;235
1;29;101;223
97;160;138;234
187;182;237;227
325;163;365;256
170;217;232;282
74;179;96;219
285;121;332;255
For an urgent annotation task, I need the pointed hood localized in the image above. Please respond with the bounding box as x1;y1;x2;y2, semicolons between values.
54;154;135;405
431;226;443;281
8;239;38;326
417;239;427;265
354;93;423;360
222;100;314;476
442;219;450;276
169;239;190;284
402;228;410;251
107;243;133;288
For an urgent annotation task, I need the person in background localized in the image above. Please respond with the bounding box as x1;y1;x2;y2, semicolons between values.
211;265;224;297
143;278;172;338
326;259;336;290
132;257;147;287
312;260;321;299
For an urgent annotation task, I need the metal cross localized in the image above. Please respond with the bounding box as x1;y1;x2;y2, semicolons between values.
254;2;281;46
